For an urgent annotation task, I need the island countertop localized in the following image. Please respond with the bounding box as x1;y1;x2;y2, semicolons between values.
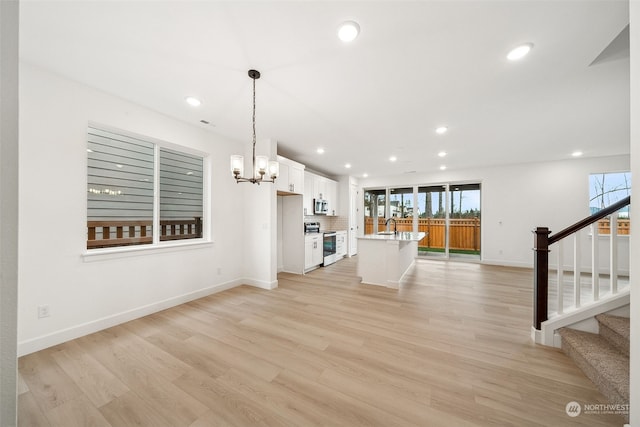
356;231;426;289
358;232;426;242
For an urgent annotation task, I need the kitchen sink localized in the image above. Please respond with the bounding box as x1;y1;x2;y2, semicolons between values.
377;231;397;235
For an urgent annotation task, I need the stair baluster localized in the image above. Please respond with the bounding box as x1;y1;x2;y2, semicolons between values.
611;216;618;294
591;223;600;301
556;239;564;315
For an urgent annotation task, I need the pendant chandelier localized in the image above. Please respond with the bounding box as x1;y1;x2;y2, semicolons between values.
230;69;279;184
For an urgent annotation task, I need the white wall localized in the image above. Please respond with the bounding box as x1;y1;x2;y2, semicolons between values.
360;155;630;268
0;1;19;424
241;139;278;289
18;63;246;355
629;0;639;424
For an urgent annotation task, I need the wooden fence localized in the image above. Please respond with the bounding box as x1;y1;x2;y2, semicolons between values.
364;217;629;253
364;217;480;251
596;218;630;235
87;217;202;249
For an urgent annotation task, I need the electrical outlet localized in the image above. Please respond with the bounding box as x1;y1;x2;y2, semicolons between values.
217;267;222;275
37;305;50;318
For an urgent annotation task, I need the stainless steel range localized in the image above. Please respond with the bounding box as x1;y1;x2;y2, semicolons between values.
322;231;337;266
304;222;338;267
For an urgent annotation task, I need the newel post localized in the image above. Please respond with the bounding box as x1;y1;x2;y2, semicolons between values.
533;227;551;330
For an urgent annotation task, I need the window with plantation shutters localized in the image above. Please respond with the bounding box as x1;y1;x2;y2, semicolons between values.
87;125;205;249
159;148;203;241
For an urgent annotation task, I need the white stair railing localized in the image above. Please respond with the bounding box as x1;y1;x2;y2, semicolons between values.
553;215;626;316
533;195;630;331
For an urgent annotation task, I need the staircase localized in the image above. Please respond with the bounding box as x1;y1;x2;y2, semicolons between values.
559;314;629;420
532;195;631;347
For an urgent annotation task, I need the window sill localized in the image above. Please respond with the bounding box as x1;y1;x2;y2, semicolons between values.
82;239;213;262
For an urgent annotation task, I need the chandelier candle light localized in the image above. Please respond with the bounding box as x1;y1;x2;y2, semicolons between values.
230;69;279;184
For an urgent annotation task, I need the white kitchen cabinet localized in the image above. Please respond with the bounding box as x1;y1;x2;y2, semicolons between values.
276;155;304;194
314;176;327;200
336;230;347;258
305;234;323;271
303;171;314;216
276;162;290;193
326;179;338;216
289;164;303;194
304;171;339;216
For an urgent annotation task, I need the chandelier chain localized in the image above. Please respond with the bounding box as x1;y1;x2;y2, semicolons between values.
252;76;257;146
251;76;256;178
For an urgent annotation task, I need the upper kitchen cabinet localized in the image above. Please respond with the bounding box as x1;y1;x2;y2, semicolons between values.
313;175;327;201
304;171;339;216
303;171;314;216
325;179;338;216
276;155;304;195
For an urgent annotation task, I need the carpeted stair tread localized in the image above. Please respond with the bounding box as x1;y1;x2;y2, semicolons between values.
596;314;630;357
558;327;629;404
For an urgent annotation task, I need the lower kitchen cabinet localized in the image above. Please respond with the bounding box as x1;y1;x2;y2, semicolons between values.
305;234;323;271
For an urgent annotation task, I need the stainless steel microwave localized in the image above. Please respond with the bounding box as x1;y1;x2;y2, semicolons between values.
314;198;328;215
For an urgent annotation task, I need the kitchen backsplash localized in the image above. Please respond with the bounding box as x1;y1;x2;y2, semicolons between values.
304;215;349;232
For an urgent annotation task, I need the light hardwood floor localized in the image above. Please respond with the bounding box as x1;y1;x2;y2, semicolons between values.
18;257;626;426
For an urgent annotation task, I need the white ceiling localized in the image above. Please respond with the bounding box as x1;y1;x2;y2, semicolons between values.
20;1;630;178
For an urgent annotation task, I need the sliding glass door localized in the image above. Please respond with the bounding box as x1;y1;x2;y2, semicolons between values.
388;187;414;233
417;185;448;258
364;189;386;234
416;183;480;260
364;182;481;261
448;183;481;260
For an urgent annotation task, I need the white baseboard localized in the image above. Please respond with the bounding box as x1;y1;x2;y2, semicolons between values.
17;278;243;356
531;326;542;343
242;278;279;290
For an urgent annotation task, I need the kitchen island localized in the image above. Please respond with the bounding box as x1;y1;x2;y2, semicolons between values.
357;232;426;289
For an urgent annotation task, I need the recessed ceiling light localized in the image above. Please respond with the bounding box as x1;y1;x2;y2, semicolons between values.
186;171;194;175
439;165;447;170
87;148;93;153
345;163;352;169
438;151;447;157
317;148;325;154
572;151;583;157
389;156;397;162
115;164;124;168
338;21;360;43
185;96;201;107
507;43;533;61
363;173;368;178
435;126;448;135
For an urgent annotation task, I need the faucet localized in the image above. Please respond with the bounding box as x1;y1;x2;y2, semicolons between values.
385;217;397;235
